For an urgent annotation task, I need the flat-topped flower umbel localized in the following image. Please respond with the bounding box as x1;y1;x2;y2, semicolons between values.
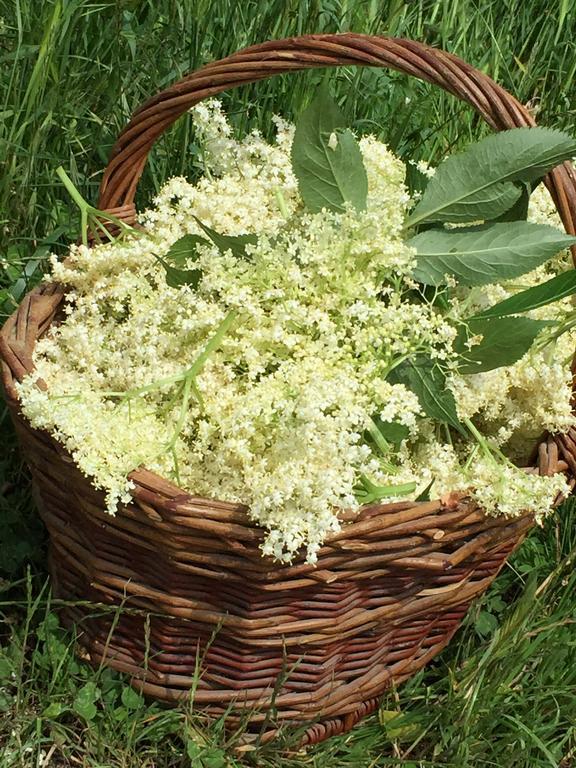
16;98;576;563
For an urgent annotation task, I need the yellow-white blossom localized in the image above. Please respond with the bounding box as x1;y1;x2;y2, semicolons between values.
17;103;574;563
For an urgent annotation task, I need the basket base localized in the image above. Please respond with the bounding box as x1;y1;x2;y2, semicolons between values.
47;538;514;745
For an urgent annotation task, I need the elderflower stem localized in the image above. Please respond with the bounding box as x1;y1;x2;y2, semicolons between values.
535;316;576;352
162;310;237;471
368;417;390;456
274;187;290;219
184;309;237;379
463;417;508;465
102;309;238;402
355;474;417;505
166;371;194;452
56;166;136;247
102;372;189;399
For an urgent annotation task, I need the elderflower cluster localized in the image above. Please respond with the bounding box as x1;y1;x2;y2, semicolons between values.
447;184;576;462
17;102;574;562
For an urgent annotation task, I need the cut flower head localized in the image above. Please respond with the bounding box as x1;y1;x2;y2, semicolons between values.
17;95;576;563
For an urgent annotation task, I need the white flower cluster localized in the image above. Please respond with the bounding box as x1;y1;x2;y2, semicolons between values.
17;102;575;562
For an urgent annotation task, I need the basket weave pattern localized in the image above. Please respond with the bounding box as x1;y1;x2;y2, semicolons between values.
2;34;576;745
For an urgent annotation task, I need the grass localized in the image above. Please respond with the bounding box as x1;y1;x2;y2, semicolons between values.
1;0;576;765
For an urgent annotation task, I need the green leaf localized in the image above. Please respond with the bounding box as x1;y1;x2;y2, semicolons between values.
371;416;410;447
193;216;257;259
165;233;208;265
455;316;549;373
0;657;14;682
186;740;202;761
156;256;202;289
410;222;576;286
291;86;368;213
388;357;465;434
158;220;258;287
493;181;531;222
73;682;100;722
121;686;144;710
36;611;60;640
204;750;227;768
476;270;576;318
407;127;576;227
157;234;205;289
415;479;435;502
42;701;66;719
379;709;423;743
0;691;12;713
475;610;499;636
405;161;431;199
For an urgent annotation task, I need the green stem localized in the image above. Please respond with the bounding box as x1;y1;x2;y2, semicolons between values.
102;371;189;399
274;187;290;219
103;310;238;402
368;417;391;456
167;371;194;451
536;316;576;352
56;166;87;210
56;165;136;246
463;417;508;464
184;309;237;379
355;474;417;504
382;352;413;379
170;446;182;487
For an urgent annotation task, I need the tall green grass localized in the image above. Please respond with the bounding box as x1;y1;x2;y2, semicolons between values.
1;1;576;765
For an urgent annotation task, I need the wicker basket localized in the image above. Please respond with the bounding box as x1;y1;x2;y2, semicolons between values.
2;34;576;746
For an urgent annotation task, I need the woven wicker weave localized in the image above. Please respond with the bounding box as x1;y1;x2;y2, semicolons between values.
2;34;576;746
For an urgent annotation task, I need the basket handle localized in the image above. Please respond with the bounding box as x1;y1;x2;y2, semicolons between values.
97;33;576;244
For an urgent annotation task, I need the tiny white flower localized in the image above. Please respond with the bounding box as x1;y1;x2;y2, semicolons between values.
327;132;339;151
17;101;573;564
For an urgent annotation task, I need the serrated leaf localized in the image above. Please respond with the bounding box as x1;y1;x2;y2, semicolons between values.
476;270;576;318
193;216;257;259
157;234;205;289
407;127;576;226
493;181;531;222
291;87;368;213
156;255;202;289
455;316;549;373
410;222;576;286
388;357;465;434
165;233;209;265
405;161;431;199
